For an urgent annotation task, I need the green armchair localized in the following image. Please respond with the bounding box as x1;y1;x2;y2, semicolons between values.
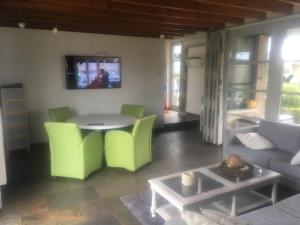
44;122;103;180
105;115;156;171
48;107;73;122
121;104;144;119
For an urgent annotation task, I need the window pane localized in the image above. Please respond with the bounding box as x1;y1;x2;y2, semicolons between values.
172;91;180;106
282;62;300;93
173;45;182;60
173;61;181;76
282;34;300;61
235;52;251;61
227;87;251;110
280;93;300;123
227;92;266;128
257;35;271;61
256;63;269;91
172;77;180;92
230;64;252;84
232;36;255;61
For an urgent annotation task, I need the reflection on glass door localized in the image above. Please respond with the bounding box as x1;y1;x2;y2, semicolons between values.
226;35;271;129
170;44;182;111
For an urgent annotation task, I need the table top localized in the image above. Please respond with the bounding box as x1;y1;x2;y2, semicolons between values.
148;163;281;208
68;113;136;130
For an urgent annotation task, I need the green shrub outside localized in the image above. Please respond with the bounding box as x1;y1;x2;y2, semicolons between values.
282;82;300;122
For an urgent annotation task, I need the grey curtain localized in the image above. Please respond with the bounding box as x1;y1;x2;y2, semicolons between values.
201;31;224;145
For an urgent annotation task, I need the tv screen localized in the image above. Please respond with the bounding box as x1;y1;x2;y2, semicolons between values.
65;56;121;89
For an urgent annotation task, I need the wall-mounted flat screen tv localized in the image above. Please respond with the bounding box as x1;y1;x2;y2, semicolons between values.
65;56;121;89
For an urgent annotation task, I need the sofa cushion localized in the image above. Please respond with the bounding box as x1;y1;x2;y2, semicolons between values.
236;133;274;150
258;120;300;154
275;194;300;219
269;158;300;180
239;205;300;225
225;144;292;168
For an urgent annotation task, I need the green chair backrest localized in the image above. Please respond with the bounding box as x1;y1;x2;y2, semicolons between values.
132;115;156;165
44;122;82;152
132;115;156;143
48;107;73;122
121;104;144;119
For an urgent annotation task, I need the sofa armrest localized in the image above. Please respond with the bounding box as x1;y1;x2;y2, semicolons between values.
223;125;259;158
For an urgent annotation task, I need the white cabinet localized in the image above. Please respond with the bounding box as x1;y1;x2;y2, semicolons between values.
0;87;30;155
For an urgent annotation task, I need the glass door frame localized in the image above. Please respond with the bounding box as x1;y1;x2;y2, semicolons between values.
223;24;277;130
169;41;183;111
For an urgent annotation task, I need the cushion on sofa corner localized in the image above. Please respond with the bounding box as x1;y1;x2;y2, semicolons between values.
236;133;274;150
258;120;300;154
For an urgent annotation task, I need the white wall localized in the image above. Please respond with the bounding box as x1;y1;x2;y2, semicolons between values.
186;45;206;114
184;34;206;115
0;27;165;143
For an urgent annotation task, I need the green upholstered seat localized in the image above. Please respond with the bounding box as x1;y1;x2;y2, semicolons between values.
48;107;73;122
121;104;144;119
44;122;103;180
105;115;156;172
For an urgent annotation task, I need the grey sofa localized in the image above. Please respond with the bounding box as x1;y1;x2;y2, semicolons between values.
165;194;300;225
223;120;300;190
240;193;300;225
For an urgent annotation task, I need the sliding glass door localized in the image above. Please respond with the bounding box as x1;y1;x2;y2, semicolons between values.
226;34;271;129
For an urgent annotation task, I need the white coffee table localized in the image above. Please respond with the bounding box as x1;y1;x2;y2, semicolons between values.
148;163;281;219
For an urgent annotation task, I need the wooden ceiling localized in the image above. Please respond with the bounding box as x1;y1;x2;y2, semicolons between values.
0;0;298;38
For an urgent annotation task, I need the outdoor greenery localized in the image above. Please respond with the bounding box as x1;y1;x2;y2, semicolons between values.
281;82;300;122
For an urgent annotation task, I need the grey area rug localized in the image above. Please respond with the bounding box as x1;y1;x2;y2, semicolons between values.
120;191;166;225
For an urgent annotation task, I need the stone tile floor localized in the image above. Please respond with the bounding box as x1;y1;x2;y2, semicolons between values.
0;129;222;225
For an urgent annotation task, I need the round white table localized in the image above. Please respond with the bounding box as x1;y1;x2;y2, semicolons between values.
68;113;136;130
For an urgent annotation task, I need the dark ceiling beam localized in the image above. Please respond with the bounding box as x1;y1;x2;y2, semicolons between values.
196;0;293;14
0;3;224;30
0;12;199;35
15;0;243;24
0;8;200;32
109;1;243;24
112;0;266;19
0;0;265;19
0;21;178;38
0;18;185;37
